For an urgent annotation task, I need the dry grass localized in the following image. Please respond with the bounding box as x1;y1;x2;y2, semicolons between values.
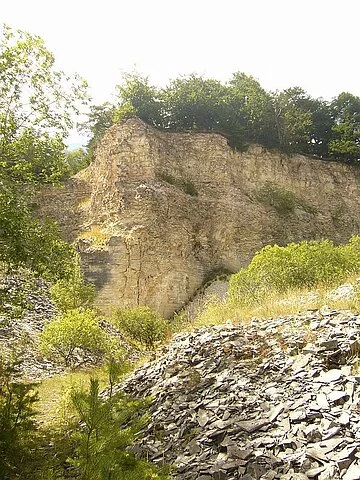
189;276;360;329
36;367;108;426
35;354;153;426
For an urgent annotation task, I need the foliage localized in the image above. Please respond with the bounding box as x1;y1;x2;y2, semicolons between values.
0;185;75;280
227;72;277;148
40;308;106;366
0;355;168;479
64;147;90;176
114;72;164;127
83;67;360;163
229;238;360;304
114;306;171;349
78;102;116;161
0;24;88;186
0;350;39;478
329;92;360;161
0;24;88;278
162;74;228;131
159;172;198;196
258;183;297;214
67;377;170;480
273;87;314;153
50;256;95;312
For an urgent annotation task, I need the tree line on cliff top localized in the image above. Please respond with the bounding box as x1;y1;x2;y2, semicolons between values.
1;24;360;275
83;71;360;163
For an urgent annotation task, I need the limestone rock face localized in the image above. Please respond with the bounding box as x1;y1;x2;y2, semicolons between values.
36;118;360;316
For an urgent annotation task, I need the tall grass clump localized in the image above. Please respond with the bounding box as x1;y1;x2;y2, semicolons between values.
229;237;360;305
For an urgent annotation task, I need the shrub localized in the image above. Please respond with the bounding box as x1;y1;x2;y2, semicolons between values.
229;237;360;303
50;256;95;313
68;377;170;480
159;173;198;196
258;183;297;214
0;350;39;478
113;306;171;349
40;308;106;366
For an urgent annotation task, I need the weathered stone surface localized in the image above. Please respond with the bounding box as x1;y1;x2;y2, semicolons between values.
113;308;360;479
36;118;360;316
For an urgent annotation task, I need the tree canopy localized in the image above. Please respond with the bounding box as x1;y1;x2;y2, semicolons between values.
0;25;88;278
84;71;360;163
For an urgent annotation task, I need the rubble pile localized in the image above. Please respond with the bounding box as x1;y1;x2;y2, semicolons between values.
121;308;360;479
0;275;64;379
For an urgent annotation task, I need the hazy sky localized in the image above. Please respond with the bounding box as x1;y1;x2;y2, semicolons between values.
2;0;359;143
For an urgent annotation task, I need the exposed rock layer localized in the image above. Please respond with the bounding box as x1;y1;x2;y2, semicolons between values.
37;118;360;315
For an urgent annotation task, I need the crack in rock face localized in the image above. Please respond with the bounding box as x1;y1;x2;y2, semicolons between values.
116;309;360;479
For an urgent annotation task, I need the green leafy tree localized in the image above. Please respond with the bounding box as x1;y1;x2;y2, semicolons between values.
0;350;39;478
304;98;333;157
79;102;116;161
0;25;88;277
227;72;277;148
0;24;88;185
64;147;90;175
329;92;360;161
162;74;228;132
0;184;74;280
69;378;170;480
273;87;314;153
114;72;164;127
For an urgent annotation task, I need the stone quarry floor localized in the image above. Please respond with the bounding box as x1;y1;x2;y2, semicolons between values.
120;308;360;480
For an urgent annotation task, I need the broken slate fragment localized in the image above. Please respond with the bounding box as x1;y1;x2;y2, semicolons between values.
317;369;342;383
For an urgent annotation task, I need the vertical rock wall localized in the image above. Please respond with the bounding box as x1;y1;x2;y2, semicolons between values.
36;118;360;316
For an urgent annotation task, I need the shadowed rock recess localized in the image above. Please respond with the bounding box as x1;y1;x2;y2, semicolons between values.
37;118;360;316
118;309;360;480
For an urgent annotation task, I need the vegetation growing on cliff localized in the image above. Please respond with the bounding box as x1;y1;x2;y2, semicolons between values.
82;72;360;163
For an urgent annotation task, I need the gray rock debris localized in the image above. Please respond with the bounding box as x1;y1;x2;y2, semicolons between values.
118;309;360;479
0;275;64;380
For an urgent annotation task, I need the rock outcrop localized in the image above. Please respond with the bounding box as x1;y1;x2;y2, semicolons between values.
37;118;360;316
118;308;360;480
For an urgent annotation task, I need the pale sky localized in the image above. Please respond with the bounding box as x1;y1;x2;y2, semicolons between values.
1;0;359;144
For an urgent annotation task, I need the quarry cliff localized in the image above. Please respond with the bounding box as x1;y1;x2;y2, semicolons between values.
37;118;360;316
